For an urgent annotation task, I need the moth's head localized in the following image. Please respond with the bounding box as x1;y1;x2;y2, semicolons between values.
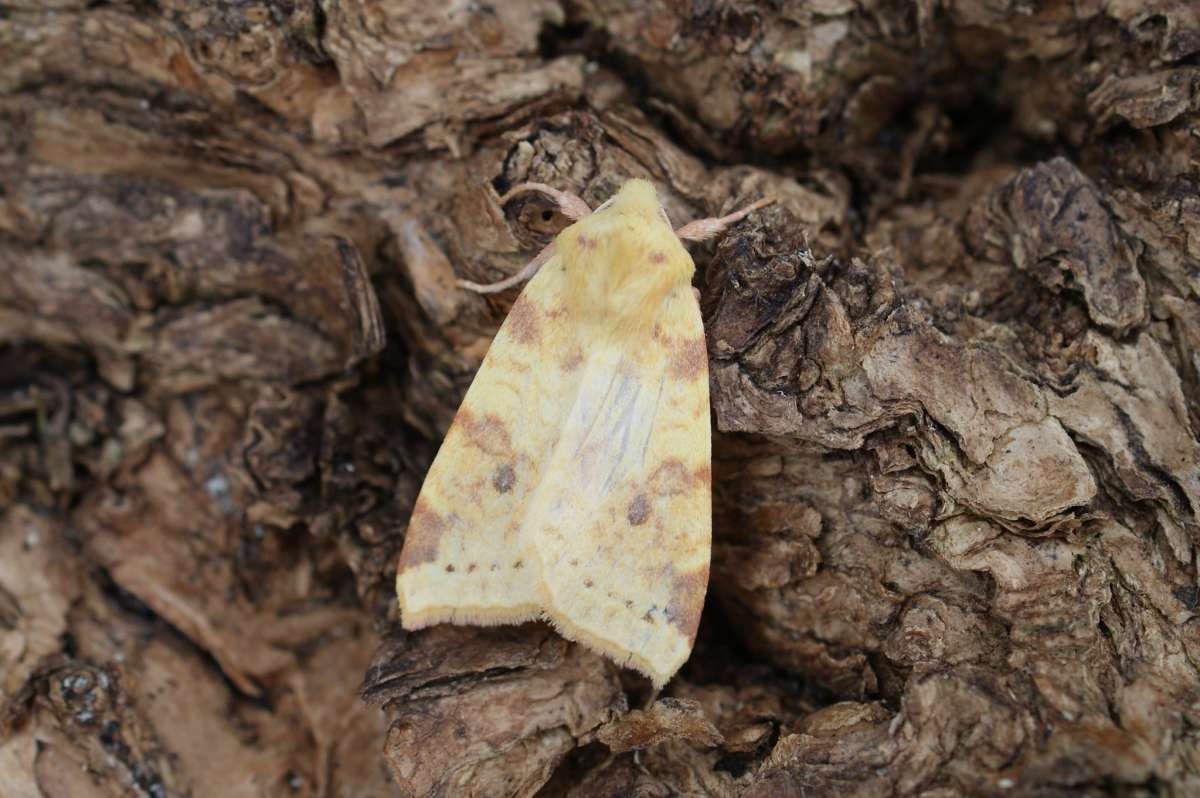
609;178;657;210
601;179;672;228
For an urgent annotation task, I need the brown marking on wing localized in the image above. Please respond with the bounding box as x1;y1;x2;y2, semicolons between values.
650;518;669;550
505;295;540;345
649;459;694;496
576;233;596;250
693;464;712;487
626;494;651;526
454;409;513;457
649;251;666;264
668;336;707;382
666;565;709;646
561;347;584;372
491;353;531;374
397;500;445;570
492;463;516;493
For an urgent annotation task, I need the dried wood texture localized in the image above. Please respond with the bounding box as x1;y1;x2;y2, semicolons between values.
1;1;1198;797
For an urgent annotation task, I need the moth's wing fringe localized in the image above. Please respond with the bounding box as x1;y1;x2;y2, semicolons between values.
401;601;670;686
541;609;670;688
399;603;544;631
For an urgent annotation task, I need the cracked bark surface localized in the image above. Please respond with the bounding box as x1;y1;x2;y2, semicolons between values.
2;1;1199;796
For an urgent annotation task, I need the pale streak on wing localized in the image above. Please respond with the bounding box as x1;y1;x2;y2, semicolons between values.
529;287;711;687
395;254;583;628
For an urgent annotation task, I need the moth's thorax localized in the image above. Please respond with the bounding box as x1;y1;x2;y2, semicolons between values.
556;180;695;337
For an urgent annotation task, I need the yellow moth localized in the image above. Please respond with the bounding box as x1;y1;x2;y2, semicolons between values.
396;178;772;687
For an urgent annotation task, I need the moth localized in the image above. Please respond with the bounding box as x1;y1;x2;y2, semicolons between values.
396;178;772;687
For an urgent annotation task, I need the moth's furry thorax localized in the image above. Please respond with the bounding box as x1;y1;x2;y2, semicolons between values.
556;179;695;339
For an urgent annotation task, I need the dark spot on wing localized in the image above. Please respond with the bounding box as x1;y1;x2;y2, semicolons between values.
584;579;594;588
445;564;456;573
492;464;516;493
397;500;445;570
627;494;651;526
561;348;584;372
666;566;709;646
513;560;524;569
649;251;666;264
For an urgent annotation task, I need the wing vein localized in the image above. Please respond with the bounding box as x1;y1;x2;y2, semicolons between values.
573;363;620;456
602;374;642;492
639;377;666;470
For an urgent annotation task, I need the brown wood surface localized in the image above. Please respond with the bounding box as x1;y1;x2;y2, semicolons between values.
2;2;1199;796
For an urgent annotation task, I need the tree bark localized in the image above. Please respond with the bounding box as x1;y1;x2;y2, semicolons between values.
2;1;1198;796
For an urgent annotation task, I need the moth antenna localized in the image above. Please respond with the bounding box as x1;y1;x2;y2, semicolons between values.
457;242;556;293
674;196;776;243
498;182;593;221
459;183;590;293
